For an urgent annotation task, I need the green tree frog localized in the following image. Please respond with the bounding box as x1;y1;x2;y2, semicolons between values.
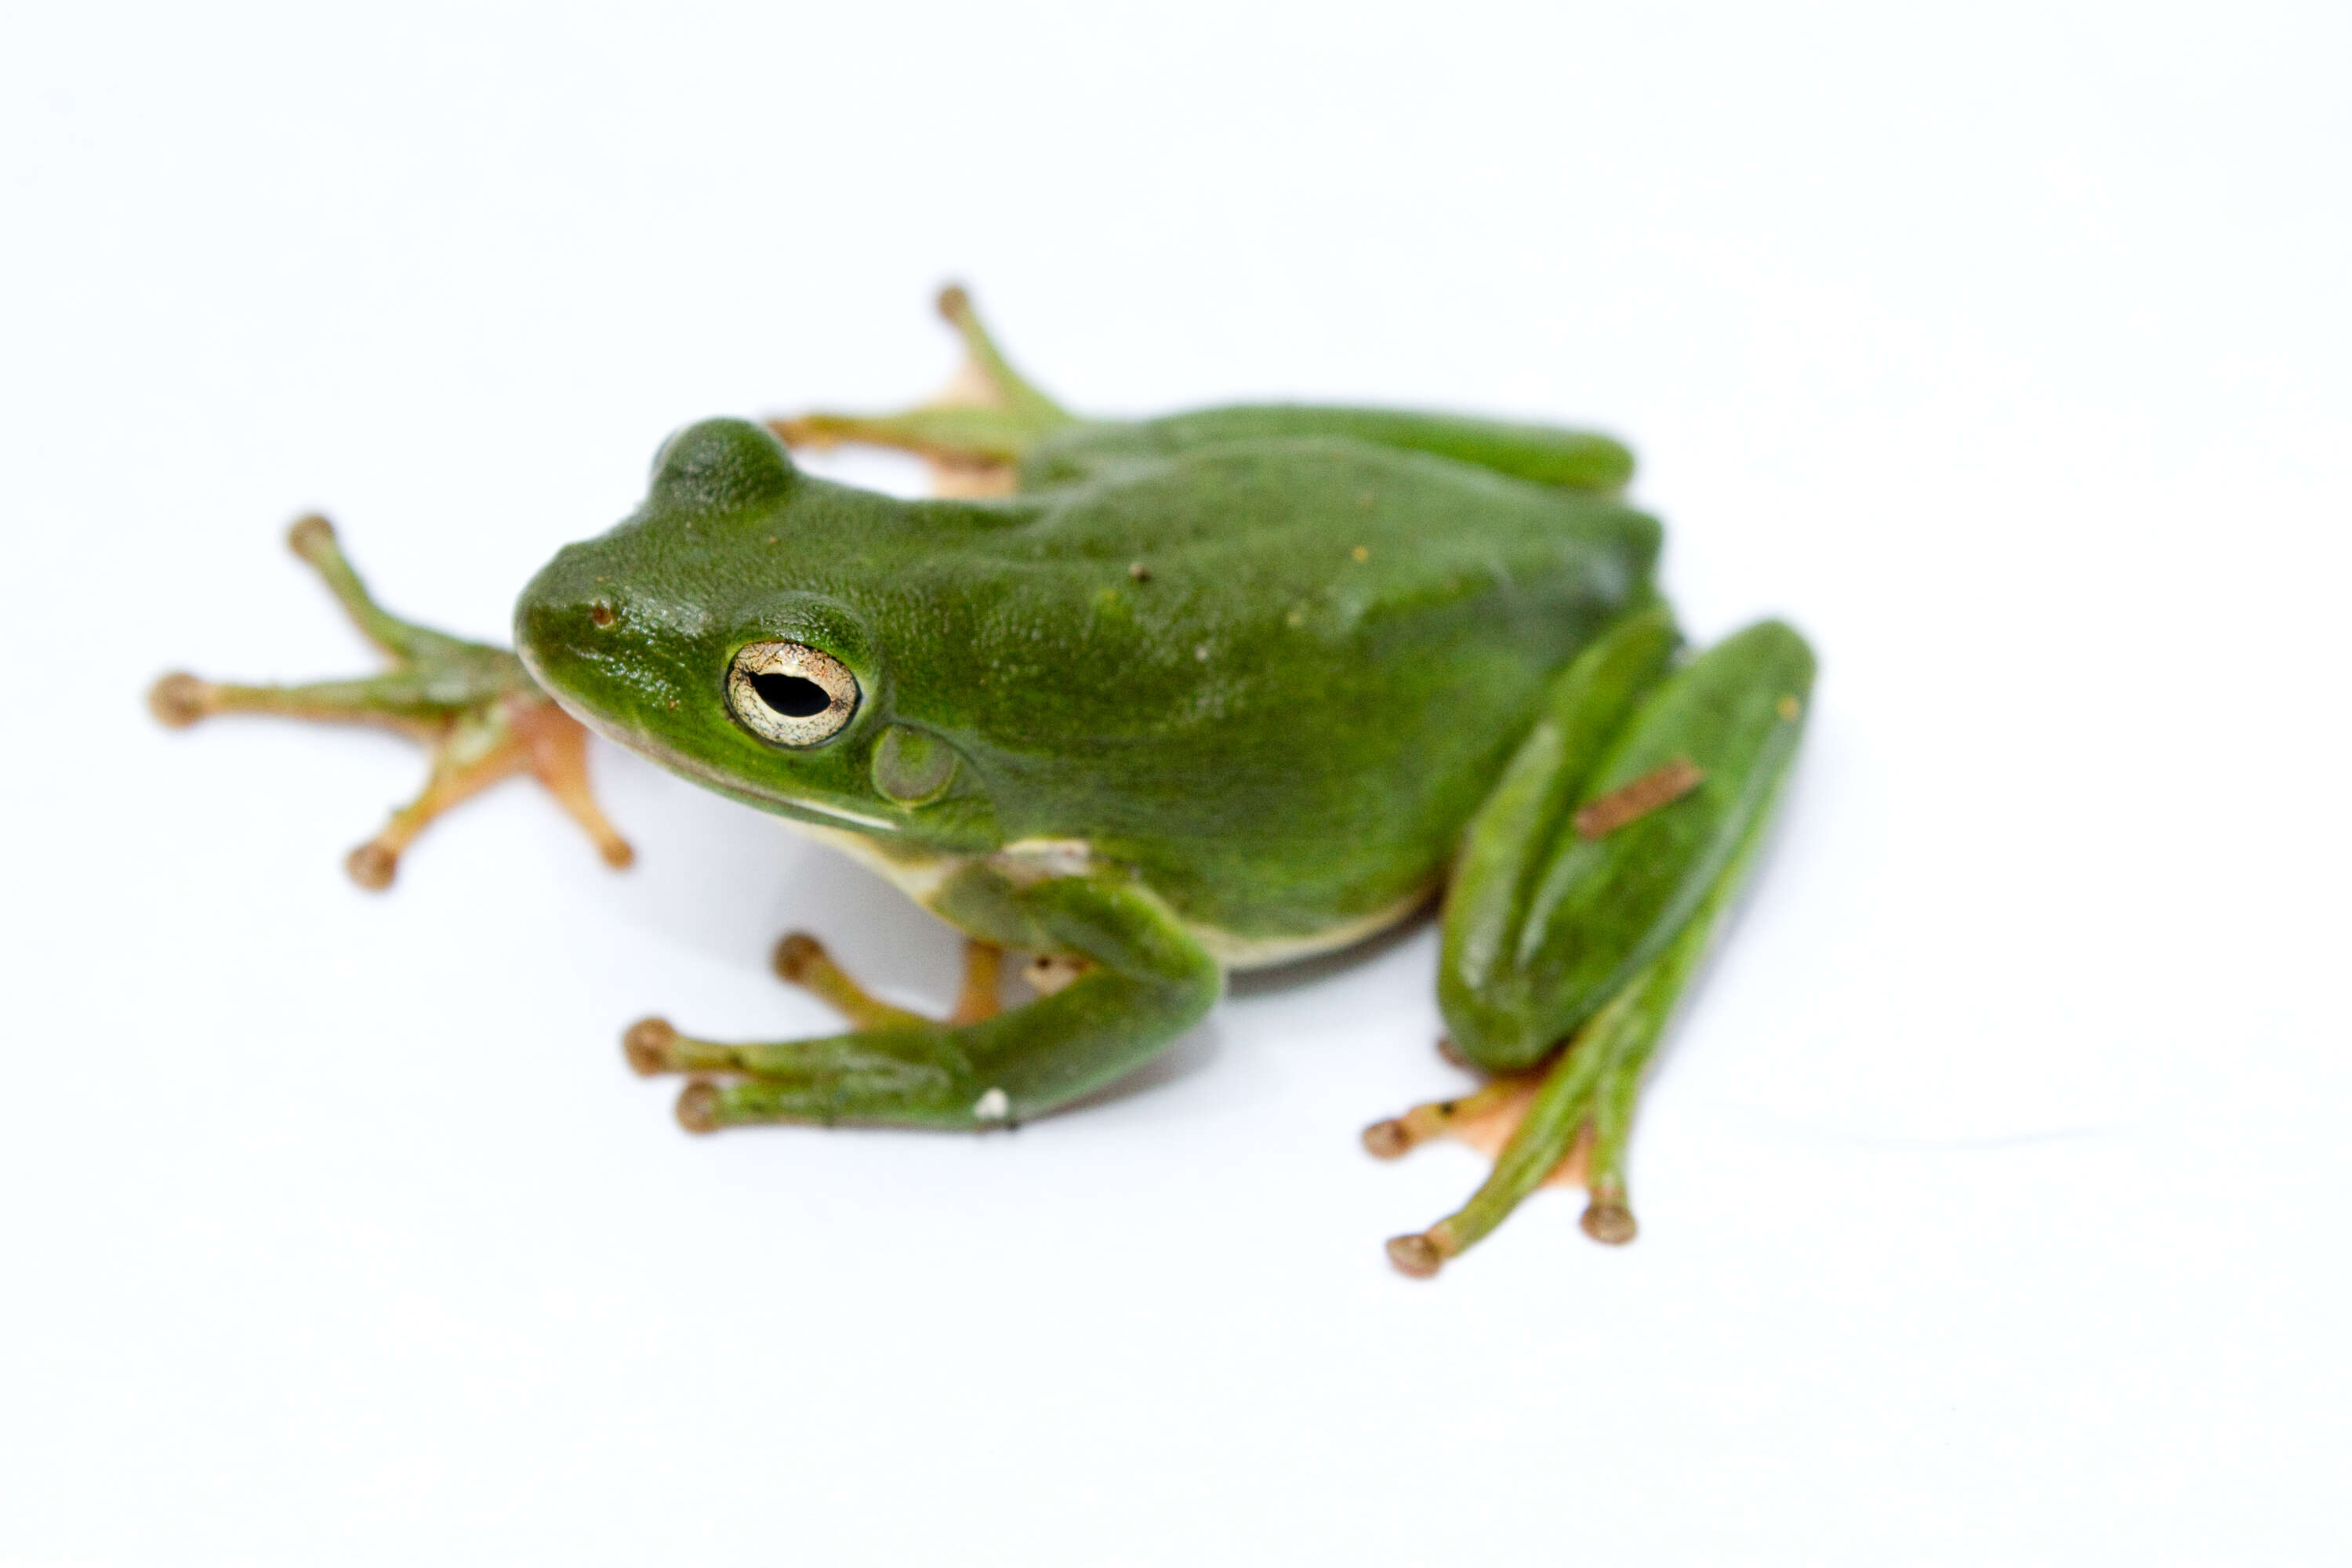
151;289;1813;1276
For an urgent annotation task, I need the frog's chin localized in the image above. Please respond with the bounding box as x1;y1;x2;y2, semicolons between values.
527;676;906;836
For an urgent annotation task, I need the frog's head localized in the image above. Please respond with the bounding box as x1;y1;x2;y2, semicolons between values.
514;419;1000;851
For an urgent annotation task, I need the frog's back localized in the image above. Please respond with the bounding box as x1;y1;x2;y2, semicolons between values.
1022;403;1638;496
870;430;1660;954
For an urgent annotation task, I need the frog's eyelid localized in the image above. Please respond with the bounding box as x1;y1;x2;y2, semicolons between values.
727;641;859;747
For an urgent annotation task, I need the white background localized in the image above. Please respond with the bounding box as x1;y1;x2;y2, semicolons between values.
5;2;2347;1562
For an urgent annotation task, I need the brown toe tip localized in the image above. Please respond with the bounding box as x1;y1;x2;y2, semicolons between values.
148;672;211;728
1581;1202;1639;1246
600;838;637;870
935;282;971;320
285;513;336;557
771;931;823;982
622;1018;677;1076
1385;1233;1443;1279
345;842;397;890
675;1080;723;1134
1361;1119;1413;1160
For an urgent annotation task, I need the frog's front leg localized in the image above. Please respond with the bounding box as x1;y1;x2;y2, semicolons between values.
1372;610;1815;1276
147;515;633;887
623;865;1221;1131
766;285;1078;492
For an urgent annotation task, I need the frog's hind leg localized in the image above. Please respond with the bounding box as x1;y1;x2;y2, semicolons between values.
1383;911;1711;1275
149;515;633;887
765;285;1078;493
1373;615;1815;1276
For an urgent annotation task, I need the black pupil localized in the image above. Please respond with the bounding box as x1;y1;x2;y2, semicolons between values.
751;673;832;718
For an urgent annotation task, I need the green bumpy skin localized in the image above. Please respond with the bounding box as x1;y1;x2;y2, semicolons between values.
517;416;1661;951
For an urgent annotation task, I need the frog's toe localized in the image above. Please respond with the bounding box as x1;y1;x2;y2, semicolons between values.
345;841;400;890
1580;1184;1638;1246
147;672;216;728
623;1017;682;1076
763;285;1074;481
770;932;826;985
1359;1075;1588;1185
1385;1233;1446;1279
674;1079;724;1134
285;511;338;561
766;929;1003;1033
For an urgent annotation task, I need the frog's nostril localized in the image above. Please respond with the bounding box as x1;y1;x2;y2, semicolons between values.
589;601;617;629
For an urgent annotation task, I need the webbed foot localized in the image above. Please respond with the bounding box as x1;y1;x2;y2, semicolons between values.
624;932;1021;1130
149;514;633;888
1365;1022;1628;1279
765;285;1077;495
617;869;1214;1135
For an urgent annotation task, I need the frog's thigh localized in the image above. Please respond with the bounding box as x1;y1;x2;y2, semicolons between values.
626;870;1221;1132
1382;620;1814;1275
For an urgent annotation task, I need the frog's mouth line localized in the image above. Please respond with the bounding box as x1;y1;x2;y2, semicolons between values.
519;645;904;835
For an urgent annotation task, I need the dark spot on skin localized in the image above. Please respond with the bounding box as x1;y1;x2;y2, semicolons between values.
1129;562;1152;583
589;601;616;629
1438;1101;1457;1116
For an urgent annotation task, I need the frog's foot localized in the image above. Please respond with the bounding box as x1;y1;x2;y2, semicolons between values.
622;932;1023;1123
148;514;633;888
1363;1067;1610;1280
618;873;1210;1135
766;285;1078;494
1370;983;1661;1279
620;1013;986;1134
1360;1072;1593;1187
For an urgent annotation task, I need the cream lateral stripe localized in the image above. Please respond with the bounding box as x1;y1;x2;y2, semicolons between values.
1189;883;1433;971
775;816;1431;975
771;815;967;903
784;797;904;832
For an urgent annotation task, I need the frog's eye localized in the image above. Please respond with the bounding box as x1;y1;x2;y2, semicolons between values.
726;641;860;746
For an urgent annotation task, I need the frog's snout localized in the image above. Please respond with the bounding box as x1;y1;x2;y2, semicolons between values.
513;548;618;682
